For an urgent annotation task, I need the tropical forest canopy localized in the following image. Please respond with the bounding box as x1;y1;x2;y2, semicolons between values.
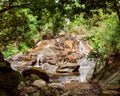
0;0;120;62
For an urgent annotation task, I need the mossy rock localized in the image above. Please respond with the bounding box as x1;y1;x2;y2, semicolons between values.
89;59;120;95
22;67;49;82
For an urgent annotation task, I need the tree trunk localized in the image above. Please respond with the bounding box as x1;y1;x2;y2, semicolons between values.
114;0;120;22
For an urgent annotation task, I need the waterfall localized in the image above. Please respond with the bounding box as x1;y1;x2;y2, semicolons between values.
78;41;95;82
58;40;95;83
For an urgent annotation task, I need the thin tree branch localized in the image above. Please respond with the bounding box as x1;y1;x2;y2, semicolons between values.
114;0;120;22
0;3;30;14
0;5;20;14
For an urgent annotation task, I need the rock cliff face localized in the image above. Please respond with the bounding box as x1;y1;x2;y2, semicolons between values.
87;54;120;95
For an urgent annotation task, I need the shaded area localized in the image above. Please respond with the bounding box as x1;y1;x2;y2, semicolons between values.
0;52;21;96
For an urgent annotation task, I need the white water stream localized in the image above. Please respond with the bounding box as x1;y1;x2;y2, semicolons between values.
78;56;95;82
8;38;96;83
58;41;95;83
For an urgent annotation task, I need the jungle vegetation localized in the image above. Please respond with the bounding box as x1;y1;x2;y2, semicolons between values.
0;0;120;60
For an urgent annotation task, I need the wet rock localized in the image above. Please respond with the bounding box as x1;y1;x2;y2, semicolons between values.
36;47;59;65
32;79;46;88
59;50;83;63
56;62;80;73
24;86;38;93
22;67;49;82
86;67;95;81
87;56;120;95
42;63;58;73
6;52;23;63
8;53;34;72
48;83;65;91
5;34;93;87
7;34;85;73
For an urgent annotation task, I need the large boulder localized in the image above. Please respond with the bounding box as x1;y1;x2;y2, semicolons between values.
87;55;120;95
0;52;21;96
22;67;49;82
32;79;47;88
56;62;80;73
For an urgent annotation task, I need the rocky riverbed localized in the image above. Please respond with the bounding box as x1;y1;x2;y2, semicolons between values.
3;33;120;96
4;33;100;96
7;34;93;82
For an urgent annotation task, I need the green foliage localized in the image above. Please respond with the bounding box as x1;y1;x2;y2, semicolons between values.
2;42;30;58
68;9;120;61
3;44;20;58
0;0;120;58
66;14;87;34
88;12;120;60
0;8;39;57
0;9;28;48
18;43;29;52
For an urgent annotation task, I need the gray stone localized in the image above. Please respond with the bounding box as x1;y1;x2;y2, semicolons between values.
33;79;46;88
48;83;65;90
56;62;80;73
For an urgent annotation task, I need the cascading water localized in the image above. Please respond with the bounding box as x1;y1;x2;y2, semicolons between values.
78;56;95;82
9;35;96;83
78;41;95;82
58;40;96;83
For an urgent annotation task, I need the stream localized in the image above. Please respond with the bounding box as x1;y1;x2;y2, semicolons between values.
55;41;96;83
4;34;120;96
8;35;96;83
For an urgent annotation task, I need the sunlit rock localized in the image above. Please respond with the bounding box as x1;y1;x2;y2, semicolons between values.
56;62;80;73
32;79;46;88
6;34;95;84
